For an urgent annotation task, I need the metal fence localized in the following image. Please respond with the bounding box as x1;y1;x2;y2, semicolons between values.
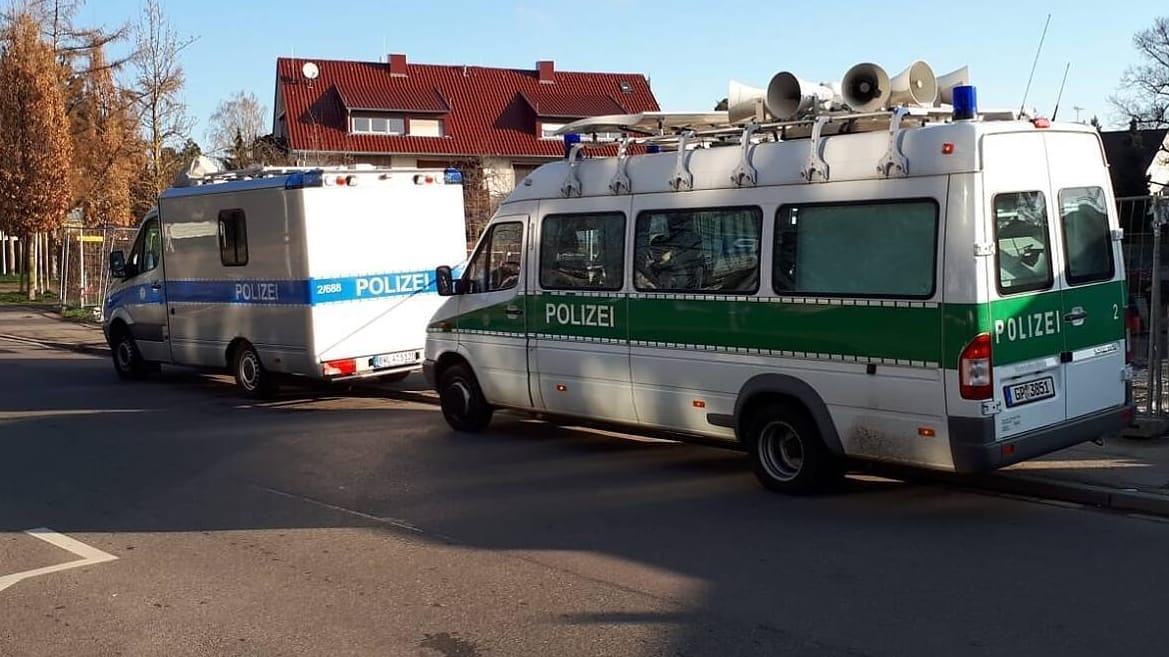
1122;195;1169;417
57;225;137;319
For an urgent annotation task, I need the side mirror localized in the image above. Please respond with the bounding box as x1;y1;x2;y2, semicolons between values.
109;250;127;278
436;265;457;297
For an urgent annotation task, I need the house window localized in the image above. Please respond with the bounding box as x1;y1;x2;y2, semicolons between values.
409;118;444;137
351;115;405;135
540;122;566;139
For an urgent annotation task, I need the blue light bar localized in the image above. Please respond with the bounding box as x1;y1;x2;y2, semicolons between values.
444;168;463;185
285;170;324;189
646;144;662;154
952;85;977;121
563;133;581;158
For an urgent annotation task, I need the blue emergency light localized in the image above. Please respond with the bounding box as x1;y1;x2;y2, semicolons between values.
563;133;581;158
443;168;463;184
952;85;977;121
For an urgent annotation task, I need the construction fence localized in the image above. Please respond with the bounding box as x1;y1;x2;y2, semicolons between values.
57;225;137;318
1121;195;1169;418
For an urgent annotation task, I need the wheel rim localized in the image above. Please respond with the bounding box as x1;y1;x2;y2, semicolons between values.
115;339;134;371
239;352;260;390
758;420;804;482
442;378;472;419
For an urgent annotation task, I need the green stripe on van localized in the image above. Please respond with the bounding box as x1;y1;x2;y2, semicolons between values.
436;279;1126;370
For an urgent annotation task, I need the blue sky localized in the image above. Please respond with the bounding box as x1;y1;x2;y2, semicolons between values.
76;0;1164;147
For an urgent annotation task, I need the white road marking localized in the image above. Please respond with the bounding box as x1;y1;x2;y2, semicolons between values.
0;528;118;593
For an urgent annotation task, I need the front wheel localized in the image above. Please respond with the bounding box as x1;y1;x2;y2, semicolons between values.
111;330;148;381
438;364;493;432
745;403;840;494
233;343;277;399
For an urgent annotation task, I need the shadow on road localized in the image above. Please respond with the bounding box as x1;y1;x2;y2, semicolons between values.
3;353;1169;656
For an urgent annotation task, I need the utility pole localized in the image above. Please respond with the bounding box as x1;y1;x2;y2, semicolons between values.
1073;106;1084;123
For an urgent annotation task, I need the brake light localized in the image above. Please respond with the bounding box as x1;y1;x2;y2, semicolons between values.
322;358;357;377
959;333;993;400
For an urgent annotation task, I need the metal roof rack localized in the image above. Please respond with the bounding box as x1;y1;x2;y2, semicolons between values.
556;106;1032;197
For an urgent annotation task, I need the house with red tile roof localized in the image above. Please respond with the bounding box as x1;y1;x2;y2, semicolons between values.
272;54;660;195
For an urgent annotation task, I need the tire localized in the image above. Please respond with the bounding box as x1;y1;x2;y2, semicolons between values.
438;364;493;432
745;402;840;494
111;329;148;381
233;343;277;399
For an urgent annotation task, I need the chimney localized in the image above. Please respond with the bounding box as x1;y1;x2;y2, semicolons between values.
537;60;554;84
389;53;407;77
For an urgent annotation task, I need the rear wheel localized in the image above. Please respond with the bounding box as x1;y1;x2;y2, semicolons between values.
745;403;840;494
111;329;148;381
438;364;493;432
233;343;276;399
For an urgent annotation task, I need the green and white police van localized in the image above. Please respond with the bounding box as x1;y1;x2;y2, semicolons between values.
423;72;1133;493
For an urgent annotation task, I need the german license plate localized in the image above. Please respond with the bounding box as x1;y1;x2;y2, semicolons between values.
1005;377;1055;407
371;350;418;369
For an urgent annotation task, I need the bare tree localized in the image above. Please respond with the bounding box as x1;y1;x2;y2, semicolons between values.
207;90;266;164
1113;17;1169;129
131;0;195;200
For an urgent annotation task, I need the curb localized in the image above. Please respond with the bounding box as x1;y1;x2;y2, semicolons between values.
0;333;109;357
960;472;1169;518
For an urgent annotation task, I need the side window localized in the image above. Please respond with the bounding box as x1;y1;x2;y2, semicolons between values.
1059;186;1114;285
994;191;1052;294
464;222;523;294
634;206;761;293
126;225;148;274
218;209;248;267
774;200;937;298
540;212;625;291
141;221;162;273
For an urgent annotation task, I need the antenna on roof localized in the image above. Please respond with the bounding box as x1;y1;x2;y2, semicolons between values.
1051;61;1070;121
1019;13;1052;116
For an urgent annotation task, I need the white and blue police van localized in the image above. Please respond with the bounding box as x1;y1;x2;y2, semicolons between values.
102;158;467;397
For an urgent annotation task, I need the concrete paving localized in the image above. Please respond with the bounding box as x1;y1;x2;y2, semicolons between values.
5;336;1169;656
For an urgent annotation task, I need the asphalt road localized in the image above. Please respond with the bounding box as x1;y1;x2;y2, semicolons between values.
3;337;1169;657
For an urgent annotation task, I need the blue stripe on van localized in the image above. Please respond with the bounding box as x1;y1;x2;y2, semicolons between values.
166;280;309;305
308;270;436;304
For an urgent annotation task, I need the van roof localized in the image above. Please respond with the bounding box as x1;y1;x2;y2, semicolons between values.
507;118;1103;201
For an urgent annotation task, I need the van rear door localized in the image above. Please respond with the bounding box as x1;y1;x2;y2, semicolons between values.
983;132;1067;439
1043;132;1127;420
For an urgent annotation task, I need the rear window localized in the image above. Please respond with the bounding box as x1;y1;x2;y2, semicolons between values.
994;191;1052;295
1059;186;1114;285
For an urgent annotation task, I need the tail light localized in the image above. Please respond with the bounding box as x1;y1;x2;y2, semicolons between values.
960;333;993;400
322;358;357;377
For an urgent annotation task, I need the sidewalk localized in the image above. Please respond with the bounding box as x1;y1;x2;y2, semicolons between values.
0;305;108;356
4;303;1169;516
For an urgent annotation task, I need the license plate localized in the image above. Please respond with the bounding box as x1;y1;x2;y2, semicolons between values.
371;350;419;369
1005;377;1055;407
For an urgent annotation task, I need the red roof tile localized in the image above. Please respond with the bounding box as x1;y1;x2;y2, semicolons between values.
275;57;660;158
518;90;626;119
335;83;450;113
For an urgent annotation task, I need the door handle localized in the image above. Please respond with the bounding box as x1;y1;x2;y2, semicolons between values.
1064;307;1087;324
151;282;163;290
505;305;523;318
